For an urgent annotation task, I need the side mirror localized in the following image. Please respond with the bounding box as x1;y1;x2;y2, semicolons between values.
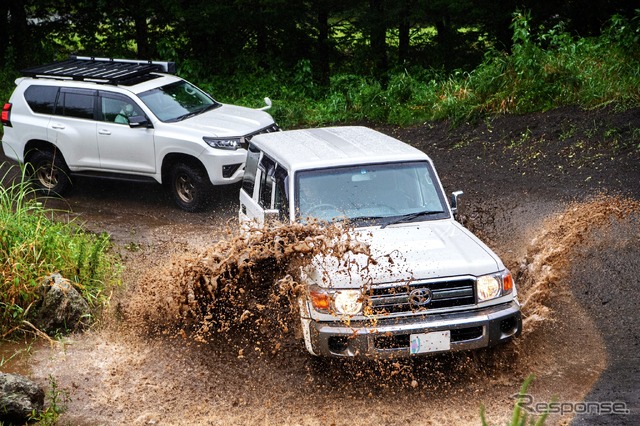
450;191;464;218
128;115;152;128
260;97;272;111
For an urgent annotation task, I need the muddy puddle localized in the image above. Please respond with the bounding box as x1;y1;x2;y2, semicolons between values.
7;194;639;425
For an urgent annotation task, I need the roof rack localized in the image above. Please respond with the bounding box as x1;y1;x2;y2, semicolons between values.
20;56;177;85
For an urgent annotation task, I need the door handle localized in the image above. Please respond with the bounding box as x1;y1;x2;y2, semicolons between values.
98;129;112;135
51;124;65;129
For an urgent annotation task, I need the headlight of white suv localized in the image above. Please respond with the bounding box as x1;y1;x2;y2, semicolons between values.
308;286;363;316
203;136;244;150
477;270;514;301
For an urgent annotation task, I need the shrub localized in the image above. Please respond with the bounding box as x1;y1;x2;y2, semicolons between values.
0;165;120;336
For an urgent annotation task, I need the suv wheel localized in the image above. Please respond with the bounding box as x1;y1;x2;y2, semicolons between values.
28;150;72;195
168;163;211;212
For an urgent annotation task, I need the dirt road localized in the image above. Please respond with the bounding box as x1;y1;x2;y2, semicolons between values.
3;106;640;425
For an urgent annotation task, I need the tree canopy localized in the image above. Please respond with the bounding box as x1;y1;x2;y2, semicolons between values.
3;0;638;81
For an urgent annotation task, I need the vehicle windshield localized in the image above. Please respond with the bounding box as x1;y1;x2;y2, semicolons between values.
138;80;221;122
295;161;450;224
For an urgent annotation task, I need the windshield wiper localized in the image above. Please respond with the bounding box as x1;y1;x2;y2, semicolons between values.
349;215;386;223
175;111;200;121
380;210;444;229
174;104;218;122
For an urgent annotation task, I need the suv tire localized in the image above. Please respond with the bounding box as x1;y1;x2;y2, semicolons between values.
168;163;211;212
27;150;72;195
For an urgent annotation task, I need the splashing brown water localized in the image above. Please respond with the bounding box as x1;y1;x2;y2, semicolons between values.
514;194;640;335
23;194;639;425
123;194;639;349
121;220;371;355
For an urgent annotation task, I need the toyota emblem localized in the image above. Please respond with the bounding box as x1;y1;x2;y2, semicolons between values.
408;288;432;308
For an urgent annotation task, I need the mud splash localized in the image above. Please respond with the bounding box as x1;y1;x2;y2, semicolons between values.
120;194;640;365
25;195;636;425
122;221;371;353
514;194;640;335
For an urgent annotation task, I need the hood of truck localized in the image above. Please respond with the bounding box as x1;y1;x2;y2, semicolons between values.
304;219;503;289
171;104;275;137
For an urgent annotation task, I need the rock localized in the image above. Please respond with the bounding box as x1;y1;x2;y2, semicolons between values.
34;273;91;334
0;372;44;423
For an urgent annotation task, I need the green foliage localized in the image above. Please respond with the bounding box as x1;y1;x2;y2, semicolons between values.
163;10;639;129
0;165;121;336
29;375;70;425
461;10;640;117
481;375;550;426
1;10;638;132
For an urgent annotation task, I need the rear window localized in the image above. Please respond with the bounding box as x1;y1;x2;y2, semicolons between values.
24;85;59;114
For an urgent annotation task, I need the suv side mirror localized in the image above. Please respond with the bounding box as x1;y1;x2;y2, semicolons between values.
450;191;464;218
260;97;272;111
128;115;152;129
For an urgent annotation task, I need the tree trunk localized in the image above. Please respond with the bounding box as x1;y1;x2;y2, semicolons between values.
435;10;452;70
134;14;152;59
398;0;410;65
8;0;30;67
369;0;388;80
316;1;330;86
0;0;9;65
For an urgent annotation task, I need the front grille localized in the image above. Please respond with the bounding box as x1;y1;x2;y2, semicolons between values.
368;278;475;314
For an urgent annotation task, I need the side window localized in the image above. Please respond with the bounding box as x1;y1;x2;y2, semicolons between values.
274;166;289;219
56;88;96;120
99;92;142;124
24;85;59;114
242;144;261;196
259;156;276;208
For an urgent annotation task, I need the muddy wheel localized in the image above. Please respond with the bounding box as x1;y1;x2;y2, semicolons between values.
27;150;72;195
168;163;212;212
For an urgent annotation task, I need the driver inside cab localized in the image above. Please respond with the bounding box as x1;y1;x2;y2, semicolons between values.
115;103;135;124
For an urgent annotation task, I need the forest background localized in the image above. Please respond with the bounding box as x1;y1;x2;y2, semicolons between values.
1;0;639;129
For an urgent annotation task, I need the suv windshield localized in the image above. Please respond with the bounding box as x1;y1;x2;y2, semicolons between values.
295;161;449;224
138;80;221;122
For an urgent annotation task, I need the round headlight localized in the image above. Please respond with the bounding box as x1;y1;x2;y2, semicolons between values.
333;290;363;315
477;275;501;301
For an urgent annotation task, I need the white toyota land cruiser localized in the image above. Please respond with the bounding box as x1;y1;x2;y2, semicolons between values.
239;126;521;358
1;56;278;211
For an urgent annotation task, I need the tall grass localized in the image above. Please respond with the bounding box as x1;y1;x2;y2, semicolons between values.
0;165;120;336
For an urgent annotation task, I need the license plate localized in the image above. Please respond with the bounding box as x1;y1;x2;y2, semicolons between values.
410;331;451;354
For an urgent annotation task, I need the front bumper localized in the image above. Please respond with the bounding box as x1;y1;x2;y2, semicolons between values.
302;300;521;358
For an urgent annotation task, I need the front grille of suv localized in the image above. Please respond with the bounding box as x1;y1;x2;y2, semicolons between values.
368;278;475;315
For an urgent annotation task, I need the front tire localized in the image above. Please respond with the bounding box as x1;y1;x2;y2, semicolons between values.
168;163;212;212
27;150;72;195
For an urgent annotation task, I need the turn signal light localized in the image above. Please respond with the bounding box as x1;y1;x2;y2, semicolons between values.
309;289;331;311
503;270;514;294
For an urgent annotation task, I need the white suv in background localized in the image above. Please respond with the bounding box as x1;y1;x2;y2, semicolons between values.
1;56;279;211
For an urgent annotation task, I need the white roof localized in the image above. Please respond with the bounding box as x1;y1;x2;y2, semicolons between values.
250;126;430;171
